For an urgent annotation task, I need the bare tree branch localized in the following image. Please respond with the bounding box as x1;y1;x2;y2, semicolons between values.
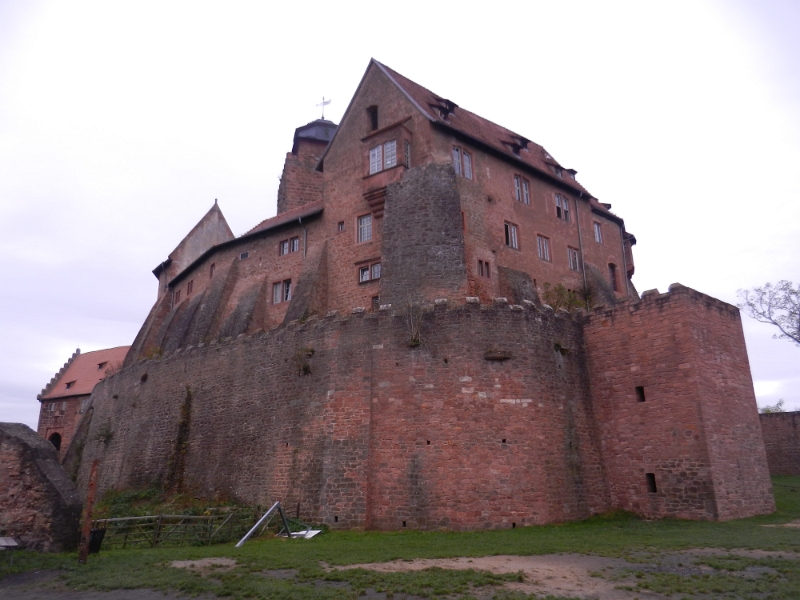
737;280;800;347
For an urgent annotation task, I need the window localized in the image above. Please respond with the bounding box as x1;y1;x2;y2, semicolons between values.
404;141;411;168
187;280;193;295
593;222;603;244
608;263;619;292
514;175;530;204
646;473;658;494
636;386;646;402
279;236;299;256
338;221;345;232
504;222;519;249
367;105;378;131
537;235;551;261
175;290;181;303
372;295;381;311
210;263;215;277
568;247;581;271
272;279;292;304
369;145;382;174
357;214;372;243
478;259;490;278
48;402;55;412
359;261;381;283
65;381;75;390
553;167;563;179
369;141;397;174
240;251;249;260
97;362;107;370
452;146;472;179
555;194;570;221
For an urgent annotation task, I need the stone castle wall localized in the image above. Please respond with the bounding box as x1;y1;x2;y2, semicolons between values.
760;411;800;476
583;284;774;520
75;285;774;529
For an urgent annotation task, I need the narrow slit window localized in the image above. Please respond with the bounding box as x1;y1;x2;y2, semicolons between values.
404;141;411;168
187;280;193;295
367;105;378;131
210;263;215;277
636;386;646;402
608;263;619;292
646;473;657;493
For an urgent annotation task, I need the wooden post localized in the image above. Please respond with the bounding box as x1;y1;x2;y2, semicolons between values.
78;460;99;564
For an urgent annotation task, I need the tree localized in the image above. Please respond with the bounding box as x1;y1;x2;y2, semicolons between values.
737;281;800;347
759;399;785;414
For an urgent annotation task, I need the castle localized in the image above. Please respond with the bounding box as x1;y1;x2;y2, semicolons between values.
69;60;775;529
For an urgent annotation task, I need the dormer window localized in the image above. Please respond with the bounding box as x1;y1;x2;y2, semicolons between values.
552;167;563;179
97;362;107;370
431;97;457;120
65;381;76;390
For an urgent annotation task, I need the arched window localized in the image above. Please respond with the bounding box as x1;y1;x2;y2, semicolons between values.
608;263;619;293
49;432;62;452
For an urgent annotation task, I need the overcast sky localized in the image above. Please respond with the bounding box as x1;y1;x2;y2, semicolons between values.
1;0;798;429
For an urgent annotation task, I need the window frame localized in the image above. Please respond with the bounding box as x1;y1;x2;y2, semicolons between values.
514;175;530;204
279;236;300;256
504;222;519;250
608;263;619;292
537;235;551;262
358;261;382;283
555;194;570;222
478;259;491;278
593;222;603;244
272;279;292;304
357;214;373;243
568;246;581;271
452;146;473;180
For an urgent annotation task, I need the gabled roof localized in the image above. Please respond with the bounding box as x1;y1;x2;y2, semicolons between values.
318;60;624;222
374;60;593;197
154;202;235;278
39;347;130;400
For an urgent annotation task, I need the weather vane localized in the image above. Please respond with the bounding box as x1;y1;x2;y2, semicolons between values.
316;96;331;120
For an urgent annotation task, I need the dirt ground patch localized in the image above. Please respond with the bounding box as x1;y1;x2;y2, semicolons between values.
333;553;660;599
170;557;237;577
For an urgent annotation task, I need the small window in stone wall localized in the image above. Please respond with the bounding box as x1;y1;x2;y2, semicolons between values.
646;473;657;493
338;221;345;232
210;263;215;277
636;386;646;402
174;289;181;304
187;280;194;295
240;251;249;260
372;295;380;311
272;280;292;304
478;259;490;278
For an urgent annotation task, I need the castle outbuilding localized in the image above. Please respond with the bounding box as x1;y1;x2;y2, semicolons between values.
72;60;774;529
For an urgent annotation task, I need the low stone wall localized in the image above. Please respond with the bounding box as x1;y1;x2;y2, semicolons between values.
0;423;82;551
760;411;800;476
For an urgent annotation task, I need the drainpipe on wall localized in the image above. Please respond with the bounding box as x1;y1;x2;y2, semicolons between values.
574;192;589;309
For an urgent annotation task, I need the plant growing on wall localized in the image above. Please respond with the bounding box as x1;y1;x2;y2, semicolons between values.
405;299;424;347
542;283;583;312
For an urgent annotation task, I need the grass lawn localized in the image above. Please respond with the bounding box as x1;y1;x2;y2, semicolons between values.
1;476;798;599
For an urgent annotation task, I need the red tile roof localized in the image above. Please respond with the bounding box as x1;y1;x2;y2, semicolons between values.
245;200;324;236
374;61;597;198
39;346;130;400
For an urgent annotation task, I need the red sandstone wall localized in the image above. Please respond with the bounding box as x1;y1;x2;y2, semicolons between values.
584;284;774;520
760;412;800;476
77;301;609;530
37;395;86;459
277;139;325;215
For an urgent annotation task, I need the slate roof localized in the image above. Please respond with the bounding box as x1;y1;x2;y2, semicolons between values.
39;347;130;400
